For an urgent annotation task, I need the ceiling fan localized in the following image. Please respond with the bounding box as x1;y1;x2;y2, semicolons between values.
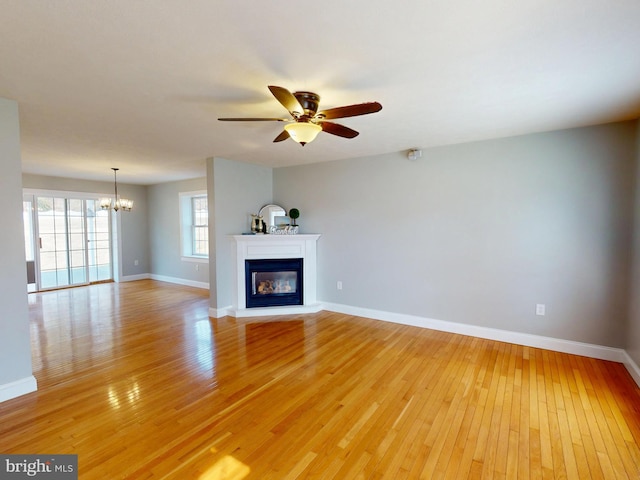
218;85;382;146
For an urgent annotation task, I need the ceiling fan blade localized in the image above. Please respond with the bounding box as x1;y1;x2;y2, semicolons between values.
268;85;304;116
218;117;288;121
317;102;382;120
273;130;290;142
320;121;359;139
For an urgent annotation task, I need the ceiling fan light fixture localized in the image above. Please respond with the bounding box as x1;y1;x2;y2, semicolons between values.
284;122;322;146
219;86;381;144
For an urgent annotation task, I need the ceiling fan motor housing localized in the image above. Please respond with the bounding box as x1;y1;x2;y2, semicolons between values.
293;91;320;118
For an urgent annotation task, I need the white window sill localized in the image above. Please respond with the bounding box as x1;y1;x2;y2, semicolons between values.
182;256;209;264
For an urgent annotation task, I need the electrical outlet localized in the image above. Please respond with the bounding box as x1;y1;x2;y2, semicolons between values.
337;281;343;290
195;264;199;271
536;304;546;316
134;260;139;266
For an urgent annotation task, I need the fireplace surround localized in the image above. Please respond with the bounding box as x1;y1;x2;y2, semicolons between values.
230;234;321;317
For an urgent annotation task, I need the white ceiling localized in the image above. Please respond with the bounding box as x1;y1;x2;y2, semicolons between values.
2;1;640;185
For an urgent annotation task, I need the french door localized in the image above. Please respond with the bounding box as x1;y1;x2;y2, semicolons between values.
24;194;112;291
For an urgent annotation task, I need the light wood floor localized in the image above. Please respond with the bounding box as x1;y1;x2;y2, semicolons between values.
1;280;640;479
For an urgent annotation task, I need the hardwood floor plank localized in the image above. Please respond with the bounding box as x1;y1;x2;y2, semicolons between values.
1;280;640;479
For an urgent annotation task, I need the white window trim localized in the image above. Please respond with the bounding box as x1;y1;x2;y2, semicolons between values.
182;255;209;264
179;190;209;262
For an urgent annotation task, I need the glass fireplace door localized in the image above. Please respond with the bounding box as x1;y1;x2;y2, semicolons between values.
245;258;303;308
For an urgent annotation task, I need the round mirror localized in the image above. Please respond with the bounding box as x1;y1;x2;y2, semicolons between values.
259;204;287;232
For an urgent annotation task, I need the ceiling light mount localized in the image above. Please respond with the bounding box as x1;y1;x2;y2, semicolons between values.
100;168;133;212
407;148;423;161
292;91;321;117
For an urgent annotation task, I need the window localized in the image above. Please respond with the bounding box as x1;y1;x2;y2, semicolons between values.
191;196;208;256
180;191;209;260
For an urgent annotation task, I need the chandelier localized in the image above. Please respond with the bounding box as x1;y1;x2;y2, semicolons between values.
100;168;133;212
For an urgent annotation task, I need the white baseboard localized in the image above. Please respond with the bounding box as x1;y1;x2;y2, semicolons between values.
149;274;209;290
622;350;640;387
119;273;209;290
0;376;37;403
209;306;232;318
322;302;628;364
119;273;150;282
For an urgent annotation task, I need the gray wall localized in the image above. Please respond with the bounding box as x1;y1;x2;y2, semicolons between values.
209;157;273;309
22;173;150;277
273;121;637;348
119;185;149;278
147;177;208;283
0;99;33;387
628;122;640;364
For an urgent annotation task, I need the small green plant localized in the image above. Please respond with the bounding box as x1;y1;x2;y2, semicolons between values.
289;208;300;226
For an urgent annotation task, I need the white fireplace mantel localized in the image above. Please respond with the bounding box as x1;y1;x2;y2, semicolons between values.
229;234;321;317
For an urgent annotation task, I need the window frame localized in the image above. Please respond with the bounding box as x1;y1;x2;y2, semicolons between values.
179;190;209;262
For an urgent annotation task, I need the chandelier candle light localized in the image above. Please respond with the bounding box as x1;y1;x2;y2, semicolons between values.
100;168;133;212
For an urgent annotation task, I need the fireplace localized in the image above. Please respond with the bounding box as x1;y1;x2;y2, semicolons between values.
228;234;320;317
245;258;303;308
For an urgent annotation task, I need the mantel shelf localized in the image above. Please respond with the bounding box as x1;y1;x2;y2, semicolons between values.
231;234;321;240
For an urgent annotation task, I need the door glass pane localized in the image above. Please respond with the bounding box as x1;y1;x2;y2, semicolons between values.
38;197;61;289
37;197;88;289
23;198;37;292
68;199;86;286
86;200;112;282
